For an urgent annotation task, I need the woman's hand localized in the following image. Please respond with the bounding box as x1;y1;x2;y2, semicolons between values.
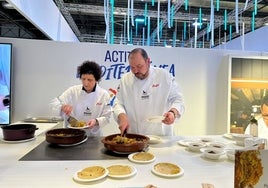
61;104;73;116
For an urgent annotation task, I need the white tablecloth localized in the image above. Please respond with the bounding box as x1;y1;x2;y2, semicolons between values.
0;125;240;188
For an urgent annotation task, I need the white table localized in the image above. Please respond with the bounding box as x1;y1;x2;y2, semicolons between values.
0;124;240;188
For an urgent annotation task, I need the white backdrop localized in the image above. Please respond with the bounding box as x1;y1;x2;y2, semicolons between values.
1;37;265;136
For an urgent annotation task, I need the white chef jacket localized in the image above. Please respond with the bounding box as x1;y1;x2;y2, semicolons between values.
245;118;268;140
113;66;185;136
50;84;112;136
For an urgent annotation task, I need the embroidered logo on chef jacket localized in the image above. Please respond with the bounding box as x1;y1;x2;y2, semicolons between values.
84;107;92;116
141;90;149;100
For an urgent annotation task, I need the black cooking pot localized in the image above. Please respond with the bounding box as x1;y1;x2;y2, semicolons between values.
45;128;86;145
1;124;38;141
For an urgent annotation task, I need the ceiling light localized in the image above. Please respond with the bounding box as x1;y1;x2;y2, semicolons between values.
192;22;202;26
135;18;145;23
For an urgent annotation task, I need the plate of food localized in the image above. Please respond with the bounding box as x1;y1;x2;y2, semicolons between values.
128;152;156;164
73;165;108;182
177;139;200;147
67;121;88;129
146;116;164;123
151;162;184;178
106;164;137;179
200;148;225;160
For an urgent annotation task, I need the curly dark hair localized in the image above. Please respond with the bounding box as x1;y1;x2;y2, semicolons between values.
77;60;102;81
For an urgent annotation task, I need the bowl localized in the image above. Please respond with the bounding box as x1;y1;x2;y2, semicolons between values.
188;142;206;152
46;128;86;145
202;148;225;160
232;134;253;146
1;124;38;141
101;133;149;153
226;150;235;161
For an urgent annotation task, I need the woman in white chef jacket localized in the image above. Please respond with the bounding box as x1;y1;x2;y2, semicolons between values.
50;60;112;136
113;48;185;136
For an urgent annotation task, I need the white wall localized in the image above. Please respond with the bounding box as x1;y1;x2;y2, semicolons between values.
1;37;266;136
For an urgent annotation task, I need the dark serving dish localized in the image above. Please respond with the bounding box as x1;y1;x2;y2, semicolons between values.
101;133;149;153
1;124;38;141
46;128;86;145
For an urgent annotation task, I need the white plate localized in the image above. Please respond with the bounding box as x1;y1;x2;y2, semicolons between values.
73;166;108;182
0;136;36;143
57;136;88;147
200;137;214;143
147;135;162;144
177;139;200;147
67;124;88;129
152;162;184;178
128;152;156;164
112;150;133;155
146;116;164;123
223;133;233;140
107;164;137;179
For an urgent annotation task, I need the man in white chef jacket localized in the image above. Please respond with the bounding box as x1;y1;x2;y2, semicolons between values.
113;48;185;136
245;95;268;140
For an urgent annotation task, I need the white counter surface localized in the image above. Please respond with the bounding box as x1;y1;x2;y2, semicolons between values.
0;123;241;188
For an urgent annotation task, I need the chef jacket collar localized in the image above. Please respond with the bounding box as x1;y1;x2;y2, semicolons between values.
82;84;96;93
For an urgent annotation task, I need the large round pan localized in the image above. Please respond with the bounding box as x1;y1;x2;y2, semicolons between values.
46;128;86;145
101;133;149;153
1;124;38;141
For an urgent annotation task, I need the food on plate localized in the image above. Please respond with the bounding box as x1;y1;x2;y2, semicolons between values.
77;166;107;179
235;150;263;188
47;133;76;137
202;148;225;160
153;163;181;175
145;184;157;188
208;142;226;149
188;142;206;152
111;135;138;144
71;121;86;127
107;165;133;176
200;137;213;143
132;152;154;161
